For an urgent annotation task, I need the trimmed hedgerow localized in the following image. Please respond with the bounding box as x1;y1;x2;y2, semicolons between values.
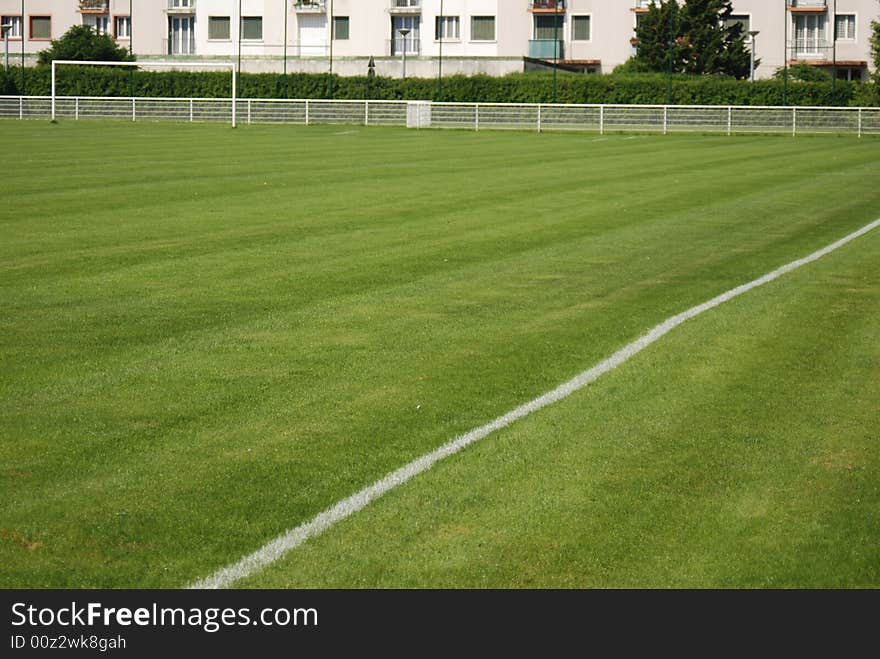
0;67;875;106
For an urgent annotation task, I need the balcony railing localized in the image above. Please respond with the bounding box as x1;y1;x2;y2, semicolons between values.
389;37;421;56
163;36;196;55
789;40;832;60
167;0;196;12
787;1;827;9
528;39;564;59
294;0;326;12
78;0;109;13
530;1;566;11
389;0;421;14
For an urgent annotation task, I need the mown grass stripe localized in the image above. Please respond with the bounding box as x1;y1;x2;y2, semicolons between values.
189;217;880;589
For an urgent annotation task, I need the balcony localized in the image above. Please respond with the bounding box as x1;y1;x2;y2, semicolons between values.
632;0;655;12
389;0;421;14
530;1;566;13
789;39;832;61
78;0;109;13
389;37;420;56
787;1;827;11
163;36;196;55
166;0;196;14
294;0;326;12
528;39;564;59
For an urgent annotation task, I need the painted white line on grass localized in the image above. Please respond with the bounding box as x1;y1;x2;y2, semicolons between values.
189;217;880;589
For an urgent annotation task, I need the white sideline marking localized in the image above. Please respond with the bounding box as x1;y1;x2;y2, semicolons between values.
189;217;880;589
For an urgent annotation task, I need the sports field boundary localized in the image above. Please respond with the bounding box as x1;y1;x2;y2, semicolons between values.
1;96;879;136
188;217;880;590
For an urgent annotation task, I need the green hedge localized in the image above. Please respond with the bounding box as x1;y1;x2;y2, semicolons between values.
1;67;877;107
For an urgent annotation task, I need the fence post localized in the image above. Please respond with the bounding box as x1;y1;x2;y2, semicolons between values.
132;97;136;122
858;108;862;138
365;100;370;126
727;106;732;136
537;104;542;133
19;96;23;120
663;106;668;135
475;104;480;132
305;99;310;126
190;98;194;123
75;97;79;121
792;107;797;137
247;99;252;125
600;105;604;135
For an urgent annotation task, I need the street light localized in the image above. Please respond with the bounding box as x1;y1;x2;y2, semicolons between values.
398;28;411;80
748;30;760;82
1;23;12;71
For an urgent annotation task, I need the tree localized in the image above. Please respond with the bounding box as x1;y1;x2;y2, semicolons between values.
679;0;751;77
633;0;751;78
634;1;685;74
37;25;134;66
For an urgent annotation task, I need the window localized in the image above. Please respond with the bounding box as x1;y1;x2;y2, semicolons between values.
241;16;262;41
572;15;591;41
835;14;855;41
332;16;349;40
392;16;420;55
83;15;109;35
724;14;750;34
168;16;194;54
435;15;460;40
471;16;495;41
29;16;51;40
793;14;826;55
114;16;131;39
534;15;561;40
209;16;230;40
1;16;22;39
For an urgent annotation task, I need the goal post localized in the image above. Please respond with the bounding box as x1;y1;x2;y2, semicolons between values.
51;60;238;127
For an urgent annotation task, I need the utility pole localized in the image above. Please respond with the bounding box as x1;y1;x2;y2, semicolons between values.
783;0;788;106
328;0;334;98
553;0;563;103
20;0;24;95
283;0;288;91
437;0;444;100
831;0;837;95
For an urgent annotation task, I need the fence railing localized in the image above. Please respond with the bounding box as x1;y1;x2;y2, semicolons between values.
0;96;877;136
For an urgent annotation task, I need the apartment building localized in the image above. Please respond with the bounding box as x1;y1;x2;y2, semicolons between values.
0;1;875;80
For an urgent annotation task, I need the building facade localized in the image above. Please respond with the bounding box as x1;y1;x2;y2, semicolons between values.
0;1;875;80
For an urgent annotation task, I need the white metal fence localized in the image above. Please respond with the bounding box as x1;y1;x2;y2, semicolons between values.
1;96;878;136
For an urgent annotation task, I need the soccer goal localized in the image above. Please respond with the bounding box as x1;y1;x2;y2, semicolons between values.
51;60;238;127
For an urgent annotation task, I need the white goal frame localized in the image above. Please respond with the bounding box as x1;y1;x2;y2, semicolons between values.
51;60;238;127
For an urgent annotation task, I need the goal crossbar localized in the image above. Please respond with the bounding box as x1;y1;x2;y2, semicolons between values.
51;60;238;127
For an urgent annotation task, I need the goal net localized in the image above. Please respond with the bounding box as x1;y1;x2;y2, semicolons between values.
50;60;238;127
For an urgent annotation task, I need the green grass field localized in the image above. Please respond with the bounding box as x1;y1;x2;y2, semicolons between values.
1;121;878;588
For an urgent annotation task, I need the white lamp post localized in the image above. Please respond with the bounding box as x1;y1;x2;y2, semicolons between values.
398;28;411;79
1;23;12;71
749;30;760;82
